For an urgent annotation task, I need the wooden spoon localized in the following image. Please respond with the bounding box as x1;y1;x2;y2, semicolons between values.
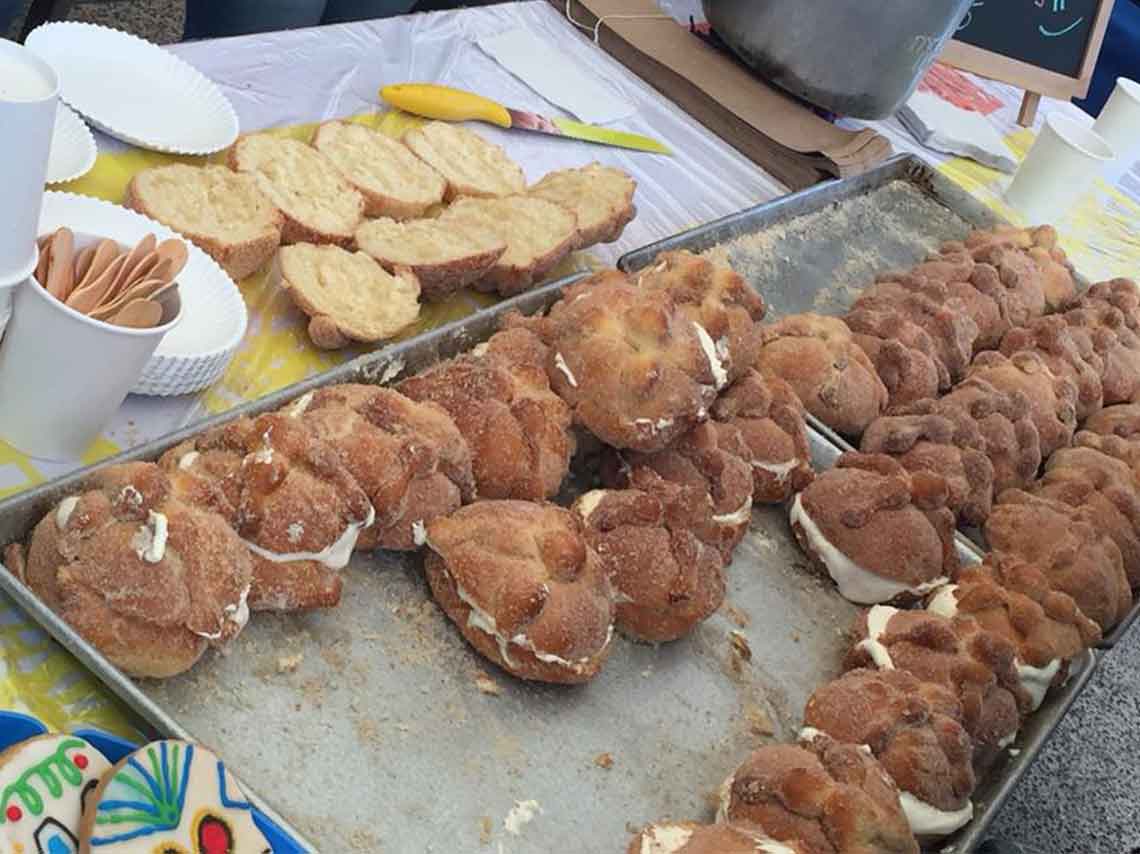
34;236;52;286
89;275;168;320
72;245;96;286
45;228;75;300
103;234;156;304
110;298;162;329
154;238;188;281
74;239;120;291
66;254;126;315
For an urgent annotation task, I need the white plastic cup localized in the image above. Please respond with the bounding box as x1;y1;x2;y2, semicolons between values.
1094;78;1140;185
1005;113;1115;224
0;233;181;461
0;39;58;282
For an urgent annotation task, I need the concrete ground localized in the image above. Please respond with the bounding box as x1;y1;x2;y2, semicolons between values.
6;0;184;42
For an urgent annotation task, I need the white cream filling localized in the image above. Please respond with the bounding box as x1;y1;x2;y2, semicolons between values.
898;791;973;837
693;322;728;390
996;731;1017;750
177;450;200;471
195;584;252;641
715;335;731;361
471;342;490;357
553;352;578;388
453;578;611;674
243;503;374;570
286;522;305;544
248;446;274;465
857;605;898;671
286;391;314;418
55;496;79;530
1017;657;1061;711
797;726;824;745
789;494;948;604
412;520;427;547
753;458;801;482
712;496;753;526
575;490;607;523
119;485;143;509
634;417;674;433
639;824;693;854
131;511;168;564
926;584;960;619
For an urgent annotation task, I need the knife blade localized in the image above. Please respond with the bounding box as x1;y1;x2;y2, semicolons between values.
380;83;671;155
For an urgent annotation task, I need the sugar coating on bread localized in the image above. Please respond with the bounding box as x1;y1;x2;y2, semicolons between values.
528;162;636;248
312;120;446;219
439;195;578;296
126;163;283;281
354;216;506;300
277;243;420;348
229;134;364;246
403;121;525;199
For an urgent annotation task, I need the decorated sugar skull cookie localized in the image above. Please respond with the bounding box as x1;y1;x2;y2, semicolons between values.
80;740;270;853
0;733;112;854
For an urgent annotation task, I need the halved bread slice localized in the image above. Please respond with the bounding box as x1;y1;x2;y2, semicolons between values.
438;196;579;296
311;120;447;220
276;243;421;349
402;121;525;200
527;163;637;249
354;217;506;301
228;134;365;248
125;163;283;281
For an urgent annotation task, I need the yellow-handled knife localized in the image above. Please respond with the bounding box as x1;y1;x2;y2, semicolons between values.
380;83;671;155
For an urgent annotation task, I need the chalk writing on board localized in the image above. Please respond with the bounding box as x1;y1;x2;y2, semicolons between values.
955;0;1098;77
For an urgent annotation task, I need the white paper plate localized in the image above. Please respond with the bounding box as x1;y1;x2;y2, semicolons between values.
38;192;248;396
47;103;96;184
26;22;239;155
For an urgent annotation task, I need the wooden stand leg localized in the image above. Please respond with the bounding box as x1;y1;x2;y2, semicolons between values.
1017;91;1042;127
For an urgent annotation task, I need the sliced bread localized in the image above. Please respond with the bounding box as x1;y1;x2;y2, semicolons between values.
228;134;365;248
527;163;636;248
402;121;525;200
276;243;421;349
125;163;283;281
439;196;579;297
354;217;506;301
311;120;447;220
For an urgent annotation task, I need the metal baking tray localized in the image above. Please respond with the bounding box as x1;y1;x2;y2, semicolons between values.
619;153;1134;636
0;268;1098;852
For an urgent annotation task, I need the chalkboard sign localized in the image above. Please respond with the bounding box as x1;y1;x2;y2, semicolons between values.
940;0;1116;124
955;0;1098;78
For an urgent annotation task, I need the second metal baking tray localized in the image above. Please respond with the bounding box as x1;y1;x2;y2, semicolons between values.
0;270;1098;852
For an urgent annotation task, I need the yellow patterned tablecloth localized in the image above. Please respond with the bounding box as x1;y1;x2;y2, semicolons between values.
0;0;1137;752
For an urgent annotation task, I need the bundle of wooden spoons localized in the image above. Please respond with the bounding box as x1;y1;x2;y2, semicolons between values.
34;228;185;329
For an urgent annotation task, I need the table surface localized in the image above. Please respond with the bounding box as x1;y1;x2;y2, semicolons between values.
3;3;1140;851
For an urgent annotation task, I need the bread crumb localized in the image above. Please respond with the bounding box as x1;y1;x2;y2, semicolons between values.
744;703;774;736
724;603;750;628
729;631;752;663
479;815;493;846
475;671;502;696
277;653;303;673
593;752;614;770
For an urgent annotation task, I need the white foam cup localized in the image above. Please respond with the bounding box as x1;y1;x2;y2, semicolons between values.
1094;78;1140;185
0;233;181;461
1005;113;1115;223
0;40;58;282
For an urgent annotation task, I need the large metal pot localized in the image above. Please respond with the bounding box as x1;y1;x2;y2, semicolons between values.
702;0;974;119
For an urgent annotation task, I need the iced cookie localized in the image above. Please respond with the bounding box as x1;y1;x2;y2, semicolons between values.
80;740;269;853
0;734;111;854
